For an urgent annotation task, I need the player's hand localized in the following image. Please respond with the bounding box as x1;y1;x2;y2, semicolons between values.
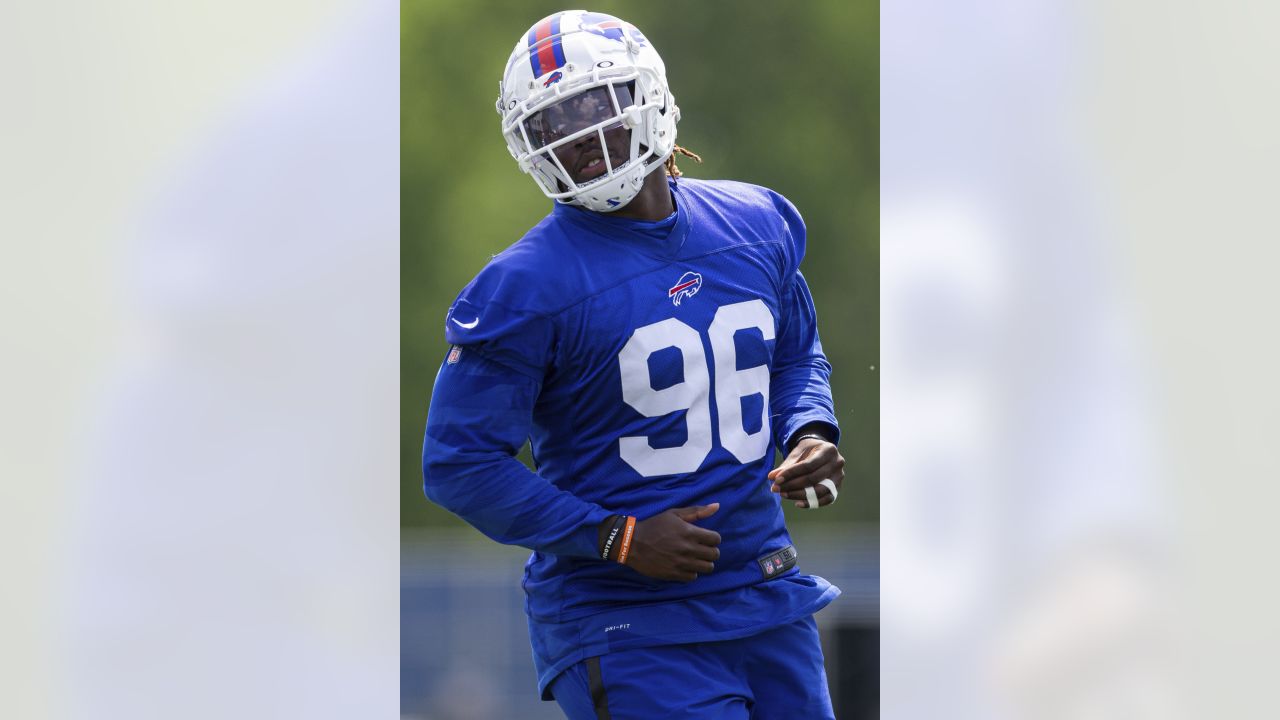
625;503;722;582
768;437;844;508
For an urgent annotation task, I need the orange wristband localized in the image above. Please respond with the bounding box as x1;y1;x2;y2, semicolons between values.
615;516;637;565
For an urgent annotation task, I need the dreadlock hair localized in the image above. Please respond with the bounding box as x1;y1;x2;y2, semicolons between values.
664;145;703;178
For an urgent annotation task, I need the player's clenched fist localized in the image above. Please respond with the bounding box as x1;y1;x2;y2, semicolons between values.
769;437;845;509
620;503;722;582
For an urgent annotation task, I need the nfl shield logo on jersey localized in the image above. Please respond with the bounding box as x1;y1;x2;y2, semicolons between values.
667;271;703;306
447;346;463;364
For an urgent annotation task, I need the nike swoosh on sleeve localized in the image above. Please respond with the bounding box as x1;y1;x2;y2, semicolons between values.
451;317;479;329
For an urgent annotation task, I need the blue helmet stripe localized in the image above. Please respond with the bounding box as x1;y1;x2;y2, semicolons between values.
527;25;543;78
551;16;567;69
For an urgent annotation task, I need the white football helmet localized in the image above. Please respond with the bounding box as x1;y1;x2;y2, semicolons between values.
497;10;680;212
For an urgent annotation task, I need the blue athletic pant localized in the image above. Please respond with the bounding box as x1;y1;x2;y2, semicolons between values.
549;615;835;719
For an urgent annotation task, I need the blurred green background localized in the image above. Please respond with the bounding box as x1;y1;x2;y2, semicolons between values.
402;1;878;528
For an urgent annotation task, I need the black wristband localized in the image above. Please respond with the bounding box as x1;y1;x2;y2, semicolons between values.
600;515;626;560
786;429;836;456
793;433;829;446
786;421;837;453
597;515;616;557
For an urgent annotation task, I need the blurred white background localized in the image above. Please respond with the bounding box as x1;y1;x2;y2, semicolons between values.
1;0;396;717
883;0;1280;718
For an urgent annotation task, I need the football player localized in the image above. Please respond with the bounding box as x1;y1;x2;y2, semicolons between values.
423;10;846;719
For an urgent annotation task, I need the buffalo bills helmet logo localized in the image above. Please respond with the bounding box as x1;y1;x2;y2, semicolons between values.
581;12;648;46
668;272;703;306
541;70;563;88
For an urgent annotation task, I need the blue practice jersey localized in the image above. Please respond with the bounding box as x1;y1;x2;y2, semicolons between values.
423;177;841;697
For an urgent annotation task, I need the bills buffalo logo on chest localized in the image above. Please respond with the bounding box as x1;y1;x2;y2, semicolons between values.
668;271;703;306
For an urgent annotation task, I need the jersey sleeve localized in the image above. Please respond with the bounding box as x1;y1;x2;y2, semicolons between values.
422;344;612;558
443;274;554;380
768;193;840;450
769;189;808;280
424;262;612;558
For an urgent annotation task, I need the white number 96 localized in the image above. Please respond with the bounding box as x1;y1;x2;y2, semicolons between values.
617;299;775;477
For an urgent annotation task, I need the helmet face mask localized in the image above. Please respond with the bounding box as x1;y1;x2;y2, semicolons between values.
523;83;636;192
497;11;679;212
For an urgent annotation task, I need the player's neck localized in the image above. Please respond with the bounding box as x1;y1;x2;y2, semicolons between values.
609;169;674;222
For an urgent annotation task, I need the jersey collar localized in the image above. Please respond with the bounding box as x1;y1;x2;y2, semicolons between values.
552;177;690;259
